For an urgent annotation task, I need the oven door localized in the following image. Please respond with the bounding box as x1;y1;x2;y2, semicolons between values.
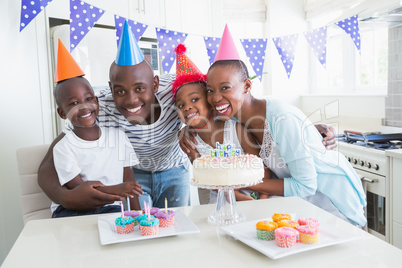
357;169;389;242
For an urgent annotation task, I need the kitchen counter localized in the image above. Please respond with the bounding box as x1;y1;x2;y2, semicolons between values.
2;196;402;267
385;149;402;159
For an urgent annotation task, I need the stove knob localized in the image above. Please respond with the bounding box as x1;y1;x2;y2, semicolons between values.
373;164;379;170
347;157;351;162
360;160;365;166
366;162;372;169
353;159;358;164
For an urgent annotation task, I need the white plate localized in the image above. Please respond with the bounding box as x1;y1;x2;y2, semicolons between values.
97;209;200;245
220;216;362;259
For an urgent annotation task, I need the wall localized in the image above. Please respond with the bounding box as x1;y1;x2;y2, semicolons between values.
386;24;402;127
300;95;385;133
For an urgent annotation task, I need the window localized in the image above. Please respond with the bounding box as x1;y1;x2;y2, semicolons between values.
311;25;388;94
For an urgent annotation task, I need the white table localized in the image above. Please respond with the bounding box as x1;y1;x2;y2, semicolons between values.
2;197;402;267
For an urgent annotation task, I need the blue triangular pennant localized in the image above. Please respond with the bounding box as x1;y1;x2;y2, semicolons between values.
335;15;361;53
155;28;188;74
114;15;148;47
69;0;105;52
203;37;221;66
272;34;298;79
20;0;54;31
304;26;327;68
240;38;268;82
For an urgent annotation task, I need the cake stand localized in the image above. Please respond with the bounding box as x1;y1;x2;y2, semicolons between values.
191;179;262;225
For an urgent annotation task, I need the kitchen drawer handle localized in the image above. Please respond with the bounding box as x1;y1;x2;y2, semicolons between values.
361;177;375;183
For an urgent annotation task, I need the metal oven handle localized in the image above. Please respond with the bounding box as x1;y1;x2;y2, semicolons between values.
361;177;375;184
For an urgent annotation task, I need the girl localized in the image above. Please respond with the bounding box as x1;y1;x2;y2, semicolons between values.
173;44;269;202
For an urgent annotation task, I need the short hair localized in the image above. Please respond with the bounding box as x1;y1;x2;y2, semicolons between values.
208;60;249;81
53;76;91;107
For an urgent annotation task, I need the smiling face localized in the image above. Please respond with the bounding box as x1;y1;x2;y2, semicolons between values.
109;61;159;125
55;77;99;128
175;82;212;128
206;61;251;120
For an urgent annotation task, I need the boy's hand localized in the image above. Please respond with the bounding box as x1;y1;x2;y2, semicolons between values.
178;126;197;154
234;190;254;201
315;123;337;150
116;181;143;198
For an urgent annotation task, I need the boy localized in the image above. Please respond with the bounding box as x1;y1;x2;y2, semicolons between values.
51;40;142;217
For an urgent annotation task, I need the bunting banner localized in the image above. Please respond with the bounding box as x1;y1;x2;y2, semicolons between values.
69;0;105;52
272;34;298;79
203;37;221;66
20;0;54;31
304;26;327;68
335;15;361;53
156;28;188;74
114;15;148;47
240;38;268;82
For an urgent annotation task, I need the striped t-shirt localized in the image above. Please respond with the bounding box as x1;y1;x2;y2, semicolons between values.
95;74;188;172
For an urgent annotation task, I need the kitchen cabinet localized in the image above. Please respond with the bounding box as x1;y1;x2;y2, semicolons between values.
128;0;166;28
387;151;402;249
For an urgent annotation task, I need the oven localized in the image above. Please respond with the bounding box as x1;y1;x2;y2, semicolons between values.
338;131;394;242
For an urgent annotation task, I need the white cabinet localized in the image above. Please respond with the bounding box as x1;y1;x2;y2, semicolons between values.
128;0;166;28
390;156;402;249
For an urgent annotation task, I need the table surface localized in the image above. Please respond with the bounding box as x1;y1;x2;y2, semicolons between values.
3;196;402;267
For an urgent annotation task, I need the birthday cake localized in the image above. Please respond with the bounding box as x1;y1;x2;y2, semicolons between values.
192;143;264;187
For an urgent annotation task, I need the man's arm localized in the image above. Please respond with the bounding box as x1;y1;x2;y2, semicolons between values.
38;133;123;211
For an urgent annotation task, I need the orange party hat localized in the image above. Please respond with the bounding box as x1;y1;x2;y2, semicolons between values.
54;39;85;83
214;24;240;61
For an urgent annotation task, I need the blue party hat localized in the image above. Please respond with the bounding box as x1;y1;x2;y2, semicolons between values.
115;20;145;66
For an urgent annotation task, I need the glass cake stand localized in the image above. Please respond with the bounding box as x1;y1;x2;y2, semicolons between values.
191;179;262;225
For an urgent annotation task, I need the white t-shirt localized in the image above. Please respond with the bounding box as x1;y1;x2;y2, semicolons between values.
51;126;139;212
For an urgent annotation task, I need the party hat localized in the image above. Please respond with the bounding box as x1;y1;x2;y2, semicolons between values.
115;20;145;66
54;39;85;83
172;44;206;97
214;24;240;62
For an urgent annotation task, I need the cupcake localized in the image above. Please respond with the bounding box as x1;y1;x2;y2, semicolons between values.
143;207;160;215
272;213;292;222
155;210;175;227
296;225;319;244
124;210;142;226
298;217;320;230
256;220;278;241
115;216;135;234
277;219;299;228
139;217;160;236
275;227;299;248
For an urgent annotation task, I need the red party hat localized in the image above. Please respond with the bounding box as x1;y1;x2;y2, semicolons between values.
54;39;85;83
172;44;206;98
214;24;240;61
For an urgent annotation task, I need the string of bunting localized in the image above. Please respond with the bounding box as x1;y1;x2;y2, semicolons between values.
19;0;361;80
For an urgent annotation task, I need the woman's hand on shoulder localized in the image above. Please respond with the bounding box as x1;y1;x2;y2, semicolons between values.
315;123;337;150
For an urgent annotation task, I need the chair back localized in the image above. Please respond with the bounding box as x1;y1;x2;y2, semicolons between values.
16;144;52;224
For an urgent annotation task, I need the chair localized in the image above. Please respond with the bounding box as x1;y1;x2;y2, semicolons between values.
16;144;52;225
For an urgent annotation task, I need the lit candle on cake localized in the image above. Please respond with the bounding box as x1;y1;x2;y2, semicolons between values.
120;201;124;218
165;198;167;213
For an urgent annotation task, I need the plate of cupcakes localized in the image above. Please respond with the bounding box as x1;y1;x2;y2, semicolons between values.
220;213;362;259
97;206;200;245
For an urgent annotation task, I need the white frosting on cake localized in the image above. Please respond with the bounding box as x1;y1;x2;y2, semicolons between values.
193;155;264;186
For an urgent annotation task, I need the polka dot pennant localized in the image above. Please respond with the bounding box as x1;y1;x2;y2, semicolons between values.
69;0;105;52
203;37;221;66
240;38;268;82
155;28;188;74
335;15;361;53
114;15;148;48
303;26;327;68
272;34;298;79
20;0;54;32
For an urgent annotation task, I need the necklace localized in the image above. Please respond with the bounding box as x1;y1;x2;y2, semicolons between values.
194;111;213;129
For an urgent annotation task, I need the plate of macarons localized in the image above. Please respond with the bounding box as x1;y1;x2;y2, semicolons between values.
97;208;200;245
220;213;362;259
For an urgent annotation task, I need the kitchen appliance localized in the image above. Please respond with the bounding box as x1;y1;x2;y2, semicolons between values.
337;130;402;242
